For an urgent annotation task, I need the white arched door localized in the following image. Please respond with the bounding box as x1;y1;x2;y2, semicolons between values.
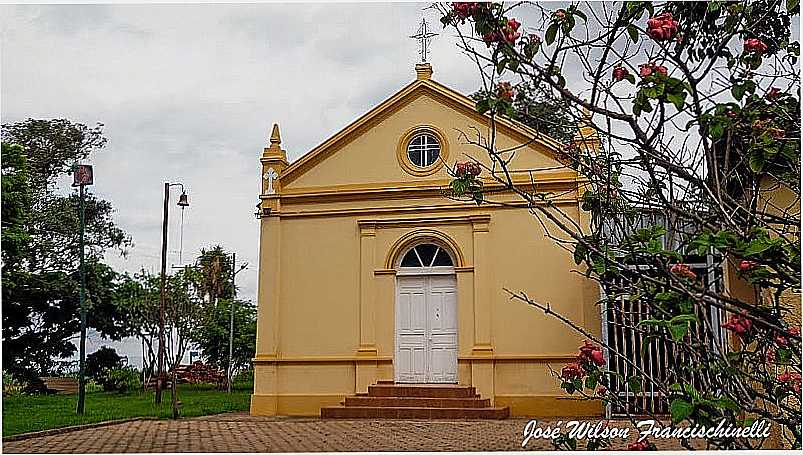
395;244;458;384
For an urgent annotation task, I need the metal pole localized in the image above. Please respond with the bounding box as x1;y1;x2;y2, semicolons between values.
227;253;235;393
76;184;87;415
156;182;169;404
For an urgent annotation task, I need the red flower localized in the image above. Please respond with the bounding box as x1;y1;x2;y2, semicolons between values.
646;12;678;41
596;386;607;396
612;65;629;82
628;440;651;450
767;87;782;99
502;18;522;44
790;327;800;337
779;371;802;394
578;340;606;367
738;260;757;271
766;349;776;363
744;38;769;54
554;9;566;21
670;263;697;280
561;362;585;380
483;31;502;45
497;81;515;101
775;334;789;347
723;313;753;339
452;2;478;20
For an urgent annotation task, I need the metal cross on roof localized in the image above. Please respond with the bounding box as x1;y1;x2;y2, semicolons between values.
410;18;438;63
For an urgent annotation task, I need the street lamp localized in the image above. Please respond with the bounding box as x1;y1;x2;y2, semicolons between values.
155;182;189;405
73;164;93;415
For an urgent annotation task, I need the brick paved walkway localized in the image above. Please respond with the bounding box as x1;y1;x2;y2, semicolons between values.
3;413;699;452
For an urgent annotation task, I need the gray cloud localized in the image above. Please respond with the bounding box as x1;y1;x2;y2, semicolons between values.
1;2;481;365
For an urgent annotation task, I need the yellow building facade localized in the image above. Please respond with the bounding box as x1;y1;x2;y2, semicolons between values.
250;64;603;417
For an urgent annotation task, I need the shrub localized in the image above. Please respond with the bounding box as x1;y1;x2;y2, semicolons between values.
85;346;123;381
100;367;141;393
3;371;27;397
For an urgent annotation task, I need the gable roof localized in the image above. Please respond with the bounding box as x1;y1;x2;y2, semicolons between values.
280;70;567;187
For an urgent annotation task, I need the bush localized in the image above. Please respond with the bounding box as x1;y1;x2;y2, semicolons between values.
3;371;27;397
100;367;141;393
85;346;122;381
85;379;103;393
233;368;253;385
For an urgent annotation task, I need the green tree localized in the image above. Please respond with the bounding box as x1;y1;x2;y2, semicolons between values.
196;245;235;305
85;346;123;381
441;1;799;449
191;299;256;375
472;82;576;143
1;119;133;382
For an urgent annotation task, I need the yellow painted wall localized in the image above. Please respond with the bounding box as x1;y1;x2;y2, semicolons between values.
252;65;601;418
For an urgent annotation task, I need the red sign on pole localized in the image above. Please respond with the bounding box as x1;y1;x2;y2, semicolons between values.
73;165;94;187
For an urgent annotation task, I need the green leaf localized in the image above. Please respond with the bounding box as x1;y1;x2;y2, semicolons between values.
627;24;639;43
789;0;800;12
574;9;588;21
668;321;689;341
670;398;694;424
545;22;558;46
476;99;491;115
748;152;765;173
585;375;598;390
573;243;587;265
666;93;685;111
627;376;642;393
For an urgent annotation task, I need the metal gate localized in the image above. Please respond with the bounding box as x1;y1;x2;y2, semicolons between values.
601;261;726;416
599;212;727;416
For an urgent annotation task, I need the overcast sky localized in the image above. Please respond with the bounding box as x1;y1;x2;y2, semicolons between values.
1;2;491;364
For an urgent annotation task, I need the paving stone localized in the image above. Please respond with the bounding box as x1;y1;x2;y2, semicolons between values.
3;412;703;452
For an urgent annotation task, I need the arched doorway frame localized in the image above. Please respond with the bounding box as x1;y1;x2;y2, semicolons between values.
391;235;460;383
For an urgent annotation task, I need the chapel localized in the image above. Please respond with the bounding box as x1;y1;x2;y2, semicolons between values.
250;62;603;418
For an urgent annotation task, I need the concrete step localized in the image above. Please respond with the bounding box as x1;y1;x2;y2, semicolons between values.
368;384;476;398
344;396;490;408
320;406;510;419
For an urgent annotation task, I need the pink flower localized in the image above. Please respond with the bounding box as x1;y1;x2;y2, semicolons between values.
639;62;668;78
596;386;607;396
455;161;481;177
670;263;697;280
744;38;769;54
554;9;566;21
766;349;776;363
789;327;800;337
561;362;585;380
507;18;521;31
612;65;629;81
646;12;678;41
739;260;757;271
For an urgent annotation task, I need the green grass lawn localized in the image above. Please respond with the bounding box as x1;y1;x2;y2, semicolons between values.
2;382;253;437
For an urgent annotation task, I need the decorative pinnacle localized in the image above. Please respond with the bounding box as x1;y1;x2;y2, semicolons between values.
270;123;281;145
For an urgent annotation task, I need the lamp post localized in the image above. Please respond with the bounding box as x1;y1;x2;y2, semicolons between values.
155;182;189;405
73;164;93;415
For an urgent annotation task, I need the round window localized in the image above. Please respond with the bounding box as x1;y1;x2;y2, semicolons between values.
406;133;441;168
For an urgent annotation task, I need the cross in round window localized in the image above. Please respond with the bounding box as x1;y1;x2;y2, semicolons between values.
406;133;441;168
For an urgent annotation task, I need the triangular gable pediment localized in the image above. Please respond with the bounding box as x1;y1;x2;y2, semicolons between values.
280;74;571;190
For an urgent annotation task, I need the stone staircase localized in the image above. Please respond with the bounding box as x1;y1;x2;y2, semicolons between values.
321;381;509;419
